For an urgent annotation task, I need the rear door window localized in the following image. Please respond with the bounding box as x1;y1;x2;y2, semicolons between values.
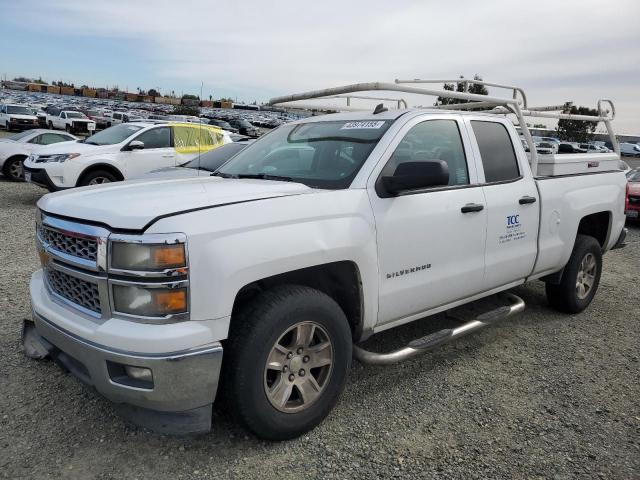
471;121;520;183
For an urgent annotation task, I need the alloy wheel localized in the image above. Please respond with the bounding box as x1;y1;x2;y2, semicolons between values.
576;252;597;299
263;321;333;413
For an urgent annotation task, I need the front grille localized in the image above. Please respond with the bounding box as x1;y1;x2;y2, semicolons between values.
72;122;89;132
45;268;101;314
38;226;97;262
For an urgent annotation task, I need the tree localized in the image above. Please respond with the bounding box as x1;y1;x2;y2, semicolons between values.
172;104;200;116
435;74;488;106
182;94;200;100
148;88;160;97
555;105;599;143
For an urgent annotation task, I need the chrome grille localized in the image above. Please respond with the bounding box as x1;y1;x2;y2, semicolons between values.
38;225;98;262
45;268;101;314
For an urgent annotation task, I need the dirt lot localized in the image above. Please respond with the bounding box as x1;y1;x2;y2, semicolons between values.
0;175;638;480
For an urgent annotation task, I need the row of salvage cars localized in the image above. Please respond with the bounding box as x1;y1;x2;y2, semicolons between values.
0;122;251;186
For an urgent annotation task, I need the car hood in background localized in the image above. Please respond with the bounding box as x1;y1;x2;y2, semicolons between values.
30;140;109;156
133;167;206;180
37;176;313;230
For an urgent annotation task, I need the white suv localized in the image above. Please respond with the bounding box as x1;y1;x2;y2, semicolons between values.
23;122;232;190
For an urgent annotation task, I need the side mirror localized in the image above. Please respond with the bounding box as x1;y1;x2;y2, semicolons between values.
381;161;449;196
127;140;145;151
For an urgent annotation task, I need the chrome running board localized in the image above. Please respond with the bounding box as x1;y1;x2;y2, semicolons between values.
353;293;525;366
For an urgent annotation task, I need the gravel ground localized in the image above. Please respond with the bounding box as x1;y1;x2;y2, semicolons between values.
0;176;638;480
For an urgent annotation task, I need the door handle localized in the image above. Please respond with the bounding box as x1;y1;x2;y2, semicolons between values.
461;203;484;213
519;196;537;205
161;154;175;158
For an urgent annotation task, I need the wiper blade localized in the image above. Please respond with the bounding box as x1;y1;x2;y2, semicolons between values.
83;140;99;145
235;173;294;182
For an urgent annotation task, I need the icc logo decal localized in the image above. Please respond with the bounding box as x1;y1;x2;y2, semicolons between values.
507;214;520;226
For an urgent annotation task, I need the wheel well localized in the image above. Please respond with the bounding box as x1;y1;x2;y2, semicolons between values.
77;164;124;185
2;154;26;173
231;261;363;338
577;211;611;248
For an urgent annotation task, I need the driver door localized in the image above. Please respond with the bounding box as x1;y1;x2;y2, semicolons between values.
122;126;174;178
368;115;488;326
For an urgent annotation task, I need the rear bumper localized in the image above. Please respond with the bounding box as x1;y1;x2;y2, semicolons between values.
30;310;223;434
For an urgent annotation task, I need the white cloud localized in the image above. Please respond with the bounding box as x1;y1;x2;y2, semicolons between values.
9;0;640;132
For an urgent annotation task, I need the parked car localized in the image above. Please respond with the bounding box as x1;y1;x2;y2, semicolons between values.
23;122;232;190
135;141;250;179
579;143;609;153
535;142;555;155
46;110;96;135
110;111;142;125
24;106;627;440
625;168;640;220
227;118;261;137
558;142;587;153
620;142;640;157
0;104;39;131
206;119;239;134
0;129;77;181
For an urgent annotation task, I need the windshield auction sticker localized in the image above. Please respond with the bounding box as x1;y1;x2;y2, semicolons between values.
341;121;386;130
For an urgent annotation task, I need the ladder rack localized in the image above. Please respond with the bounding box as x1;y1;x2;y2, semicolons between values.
267;80;620;175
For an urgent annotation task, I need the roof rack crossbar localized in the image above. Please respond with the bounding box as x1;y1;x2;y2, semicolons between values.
325;95;408;109
394;78;528;109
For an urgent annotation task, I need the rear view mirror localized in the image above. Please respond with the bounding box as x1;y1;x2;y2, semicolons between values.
381;161;449;195
127;140;145;150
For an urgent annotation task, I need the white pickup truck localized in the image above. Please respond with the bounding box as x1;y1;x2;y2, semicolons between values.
23;81;627;440
46;109;96;135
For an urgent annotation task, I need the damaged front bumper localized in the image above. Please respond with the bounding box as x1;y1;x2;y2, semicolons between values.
24;312;223;435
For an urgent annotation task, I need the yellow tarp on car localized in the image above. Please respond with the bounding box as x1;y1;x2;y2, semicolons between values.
171;123;226;154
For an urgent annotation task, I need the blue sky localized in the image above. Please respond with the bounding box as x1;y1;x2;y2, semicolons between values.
2;0;640;132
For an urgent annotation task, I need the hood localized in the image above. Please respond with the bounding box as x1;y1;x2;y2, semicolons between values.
32;140;105;156
37;176;313;230
7;114;37;120
133;167;205;180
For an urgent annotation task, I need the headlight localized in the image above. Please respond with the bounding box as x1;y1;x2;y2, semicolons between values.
37;153;81;163
112;284;188;317
111;242;186;271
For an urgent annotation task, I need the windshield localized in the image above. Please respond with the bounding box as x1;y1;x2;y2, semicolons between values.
218;120;392;189
84;124;143;145
7;106;32;115
184;143;248;171
66;112;86;119
7;130;34;141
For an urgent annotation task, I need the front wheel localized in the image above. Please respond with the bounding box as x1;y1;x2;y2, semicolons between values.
222;285;352;440
78;170;117;187
546;234;602;313
2;156;25;181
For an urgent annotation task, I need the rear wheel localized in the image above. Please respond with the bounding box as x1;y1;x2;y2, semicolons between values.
78;169;117;187
545;234;602;313
48;121;53;129
2;156;26;181
222;285;352;440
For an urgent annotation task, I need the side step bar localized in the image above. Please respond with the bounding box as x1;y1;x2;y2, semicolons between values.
353;293;525;366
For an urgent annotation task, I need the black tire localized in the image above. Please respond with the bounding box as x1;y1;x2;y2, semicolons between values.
221;285;352;440
78;169;117;187
65;125;71;133
2;156;26;181
545;234;602;314
48;121;53;130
